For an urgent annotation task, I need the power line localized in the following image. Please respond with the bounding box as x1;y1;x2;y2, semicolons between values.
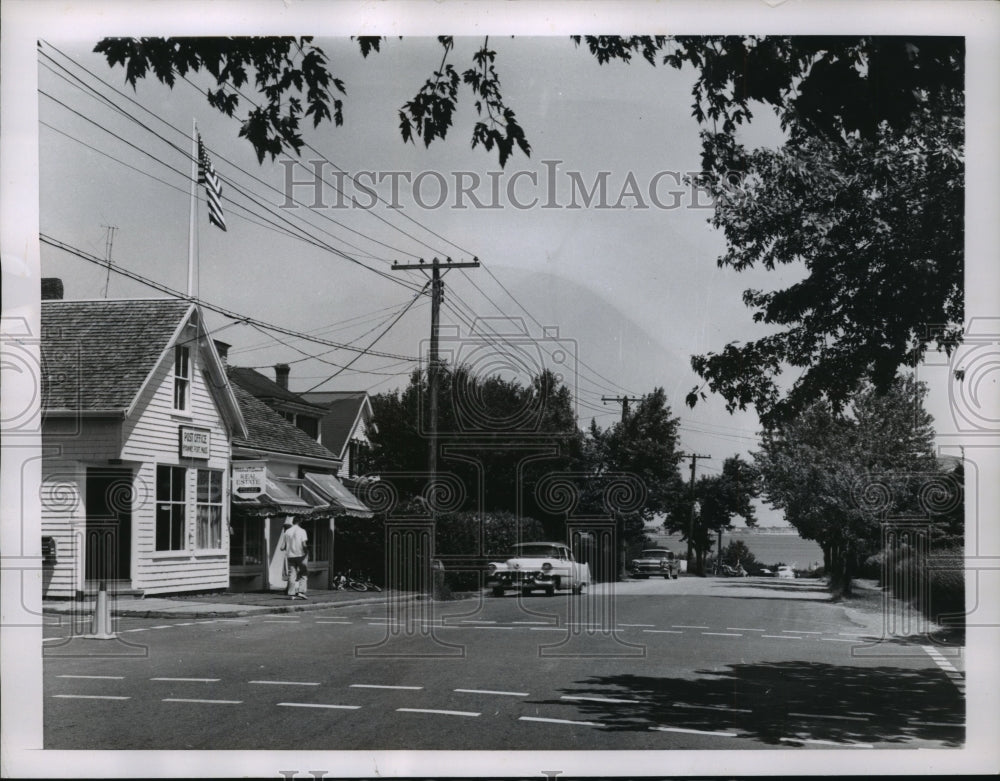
40;234;422;362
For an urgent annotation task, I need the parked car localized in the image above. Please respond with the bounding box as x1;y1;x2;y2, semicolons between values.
630;548;681;579
775;565;796;580
486;542;591;597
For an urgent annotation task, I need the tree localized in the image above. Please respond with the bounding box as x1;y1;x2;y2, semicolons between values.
585;389;685;576
685;87;963;425
365;363;583;533
94;35;529;166
753;374;941;595
665;454;759;575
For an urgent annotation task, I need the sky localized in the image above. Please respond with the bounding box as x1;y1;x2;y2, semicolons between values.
25;8;991;528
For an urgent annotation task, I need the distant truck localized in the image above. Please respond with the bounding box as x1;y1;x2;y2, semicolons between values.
630;548;681;579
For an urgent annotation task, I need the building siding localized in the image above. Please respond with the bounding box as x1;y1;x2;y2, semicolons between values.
41;323;235;597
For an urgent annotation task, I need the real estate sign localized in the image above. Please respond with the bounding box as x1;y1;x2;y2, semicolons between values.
232;460;266;497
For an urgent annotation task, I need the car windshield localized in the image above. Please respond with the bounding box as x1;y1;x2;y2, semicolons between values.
512;544;565;559
641;550;670;559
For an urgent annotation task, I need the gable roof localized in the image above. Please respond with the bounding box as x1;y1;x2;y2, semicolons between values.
227;366;327;413
41;298;246;435
229;372;341;464
41;298;194;411
300;391;372;459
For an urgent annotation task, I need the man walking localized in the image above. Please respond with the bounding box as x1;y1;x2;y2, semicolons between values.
281;517;309;600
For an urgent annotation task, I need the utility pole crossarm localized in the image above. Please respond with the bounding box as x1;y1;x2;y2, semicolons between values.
601;395;643;424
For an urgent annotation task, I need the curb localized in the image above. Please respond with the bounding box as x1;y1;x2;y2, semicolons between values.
42;593;420;620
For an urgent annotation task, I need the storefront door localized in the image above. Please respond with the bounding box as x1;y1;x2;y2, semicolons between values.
85;468;133;582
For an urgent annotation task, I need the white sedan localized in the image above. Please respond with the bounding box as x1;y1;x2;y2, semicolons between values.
486;542;591;597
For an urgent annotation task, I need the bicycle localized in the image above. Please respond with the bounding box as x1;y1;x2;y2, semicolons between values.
357;570;383;592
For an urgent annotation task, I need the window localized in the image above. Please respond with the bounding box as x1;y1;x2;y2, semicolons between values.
229;515;263;566
196;469;224;549
156;465;186;551
173;345;191;411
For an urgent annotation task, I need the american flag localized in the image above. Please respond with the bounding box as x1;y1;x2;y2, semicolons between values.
197;134;226;231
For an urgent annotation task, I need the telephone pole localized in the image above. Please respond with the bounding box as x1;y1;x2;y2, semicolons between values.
392;257;480;486
101;225;118;298
601;395;643;579
680;452;711;574
601;395;643;424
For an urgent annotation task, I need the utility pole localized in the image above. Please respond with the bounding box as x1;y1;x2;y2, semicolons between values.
601;395;643;424
101;224;118;298
392;257;480;486
601;394;643;580
680;452;711;575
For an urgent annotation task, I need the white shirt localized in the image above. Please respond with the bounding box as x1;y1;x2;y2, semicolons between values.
282;524;308;558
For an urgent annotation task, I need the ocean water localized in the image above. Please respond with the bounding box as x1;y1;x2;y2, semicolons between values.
646;530;824;569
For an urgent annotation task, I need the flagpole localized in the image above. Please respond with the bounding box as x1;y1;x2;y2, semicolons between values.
187;118;198;298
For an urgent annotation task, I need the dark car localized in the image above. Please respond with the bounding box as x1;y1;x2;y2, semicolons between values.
630;548;680;579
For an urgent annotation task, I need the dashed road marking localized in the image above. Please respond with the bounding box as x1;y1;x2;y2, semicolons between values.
315;620;352;624
788;711;869;722
512;621;549;625
561;695;639;705
779;737;873;748
619;623;655;627
249;680;320;686
58;674;123;680
785;630;822;634
150;625;174;630
921;645;965;691
42;637;66;643
762;635;801;640
397;708;480;717
520;716;603;727
53;694;130;700
644;629;683;634
460;619;496;624
278;702;361;710
475;625;515;630
702;632;742;637
530;627;565;632
455;688;529;697
123;628;150;632
350;684;423;690
263;620;301;623
163;698;242;704
650;725;737;737
911;720;964;728
727;627;765;632
671;625;709;630
821;638;857;643
151;677;219;682
674;703;751;714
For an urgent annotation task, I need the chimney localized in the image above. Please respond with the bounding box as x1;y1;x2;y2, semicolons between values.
41;278;64;300
214;340;230;366
274;363;290;390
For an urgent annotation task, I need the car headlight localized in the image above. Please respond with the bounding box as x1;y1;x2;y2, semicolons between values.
487;563;497;574
541;562;552;572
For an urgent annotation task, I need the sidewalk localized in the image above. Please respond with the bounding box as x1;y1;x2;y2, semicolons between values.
42;588;419;619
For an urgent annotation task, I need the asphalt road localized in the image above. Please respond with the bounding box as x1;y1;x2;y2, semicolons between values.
43;576;965;750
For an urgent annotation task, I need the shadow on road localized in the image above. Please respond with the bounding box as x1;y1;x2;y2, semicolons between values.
537;661;964;747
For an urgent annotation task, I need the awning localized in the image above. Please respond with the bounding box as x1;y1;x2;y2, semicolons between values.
232;468;312;516
303;472;373;518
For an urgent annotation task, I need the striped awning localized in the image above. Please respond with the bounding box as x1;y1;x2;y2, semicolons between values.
302;472;373;518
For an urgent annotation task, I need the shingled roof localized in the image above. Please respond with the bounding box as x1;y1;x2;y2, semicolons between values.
41;299;194;411
227;366;326;411
228;372;340;463
300;391;371;459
